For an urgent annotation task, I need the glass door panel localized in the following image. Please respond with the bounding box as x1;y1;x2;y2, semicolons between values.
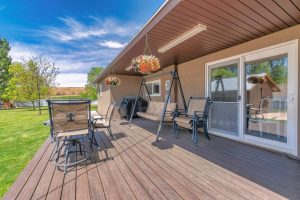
208;59;241;137
245;55;288;143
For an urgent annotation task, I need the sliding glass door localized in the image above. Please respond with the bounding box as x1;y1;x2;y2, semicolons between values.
207;58;242;138
206;41;298;155
243;42;298;155
245;55;288;142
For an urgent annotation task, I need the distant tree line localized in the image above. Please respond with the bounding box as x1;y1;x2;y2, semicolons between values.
80;66;104;100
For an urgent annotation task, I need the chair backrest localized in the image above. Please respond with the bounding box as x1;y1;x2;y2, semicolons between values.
105;103;116;125
259;96;271;113
146;101;176;116
47;99;91;138
187;97;212;117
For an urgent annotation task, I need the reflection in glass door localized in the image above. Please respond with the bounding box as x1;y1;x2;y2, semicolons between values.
208;59;241;137
245;55;288;143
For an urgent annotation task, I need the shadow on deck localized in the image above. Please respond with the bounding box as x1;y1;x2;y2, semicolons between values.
4;118;300;200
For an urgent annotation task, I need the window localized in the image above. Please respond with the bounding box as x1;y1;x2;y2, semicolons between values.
146;80;161;96
97;83;102;97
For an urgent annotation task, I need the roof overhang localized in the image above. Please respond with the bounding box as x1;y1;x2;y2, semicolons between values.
95;0;300;83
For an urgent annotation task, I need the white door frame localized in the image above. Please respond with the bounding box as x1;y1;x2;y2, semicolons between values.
206;57;243;141
205;39;298;156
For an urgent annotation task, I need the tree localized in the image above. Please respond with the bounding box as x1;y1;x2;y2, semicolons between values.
4;56;59;114
80;67;104;100
25;56;59;114
2;62;27;102
0;37;12;100
211;67;236;80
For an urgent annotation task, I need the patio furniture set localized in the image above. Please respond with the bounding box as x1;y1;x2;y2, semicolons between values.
46;96;212;173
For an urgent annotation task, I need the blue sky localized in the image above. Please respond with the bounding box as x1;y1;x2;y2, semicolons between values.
0;0;164;86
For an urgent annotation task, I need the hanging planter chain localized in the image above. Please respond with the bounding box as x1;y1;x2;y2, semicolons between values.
144;34;152;55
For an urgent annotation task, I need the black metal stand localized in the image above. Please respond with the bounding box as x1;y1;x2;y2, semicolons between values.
128;78;151;126
128;69;187;142
156;70;187;142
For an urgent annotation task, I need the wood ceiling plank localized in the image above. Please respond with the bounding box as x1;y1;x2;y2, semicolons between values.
165;11;244;43
181;1;257;40
274;0;300;23
246;0;297;26
174;6;250;42
291;0;300;11
209;0;273;34
188;0;264;37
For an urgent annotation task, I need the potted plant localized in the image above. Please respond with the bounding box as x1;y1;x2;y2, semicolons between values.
131;55;160;75
105;76;121;86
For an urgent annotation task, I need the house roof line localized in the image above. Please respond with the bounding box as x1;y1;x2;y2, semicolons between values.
94;0;182;83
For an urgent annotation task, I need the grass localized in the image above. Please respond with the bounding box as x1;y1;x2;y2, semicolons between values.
49;95;82;99
0;108;49;197
0;105;97;198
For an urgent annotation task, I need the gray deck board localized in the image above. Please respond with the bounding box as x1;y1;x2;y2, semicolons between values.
3;118;300;200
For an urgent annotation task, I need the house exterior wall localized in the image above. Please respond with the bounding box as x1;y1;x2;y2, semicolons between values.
97;81;111;115
97;75;142;117
175;24;300;157
143;65;176;102
110;75;142;104
97;24;300;157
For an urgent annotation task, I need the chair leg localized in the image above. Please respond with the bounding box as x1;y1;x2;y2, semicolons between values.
64;144;71;174
50;140;59;161
107;127;115;140
192;120;199;146
90;128;100;150
175;124;179;139
204;121;210;140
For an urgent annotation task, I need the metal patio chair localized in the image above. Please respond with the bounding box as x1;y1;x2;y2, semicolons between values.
172;97;212;145
92;103;116;145
47;99;93;174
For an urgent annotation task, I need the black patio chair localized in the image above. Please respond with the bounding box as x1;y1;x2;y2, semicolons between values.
92;103;116;144
172;97;212;145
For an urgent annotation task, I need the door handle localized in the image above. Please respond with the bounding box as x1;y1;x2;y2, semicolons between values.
288;93;294;104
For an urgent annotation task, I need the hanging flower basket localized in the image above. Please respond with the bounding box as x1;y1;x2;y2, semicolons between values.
105;76;121;86
131;55;160;75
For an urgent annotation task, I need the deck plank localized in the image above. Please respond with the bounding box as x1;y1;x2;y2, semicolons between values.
16;140;54;200
129;120;286;198
4;119;300;200
99;131;168;200
86;145;106;200
31;153;56;200
95;132;152;200
109;125;201;200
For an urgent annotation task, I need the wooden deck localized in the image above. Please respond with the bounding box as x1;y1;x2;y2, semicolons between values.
4;118;300;200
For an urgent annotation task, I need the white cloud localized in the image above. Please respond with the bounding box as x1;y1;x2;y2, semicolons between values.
56;73;87;87
9;44;40;63
42;16;139;42
99;40;127;49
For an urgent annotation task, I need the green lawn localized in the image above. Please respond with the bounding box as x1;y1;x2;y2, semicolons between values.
0;108;50;197
0;105;98;198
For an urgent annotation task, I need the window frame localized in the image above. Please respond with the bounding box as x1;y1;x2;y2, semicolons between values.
97;83;102;97
146;79;161;97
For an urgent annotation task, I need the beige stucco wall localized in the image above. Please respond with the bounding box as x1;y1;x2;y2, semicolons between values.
97;75;142;117
176;24;300;157
178;25;300;109
97;81;111;115
97;24;300;157
143;65;176;102
110;75;142;103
